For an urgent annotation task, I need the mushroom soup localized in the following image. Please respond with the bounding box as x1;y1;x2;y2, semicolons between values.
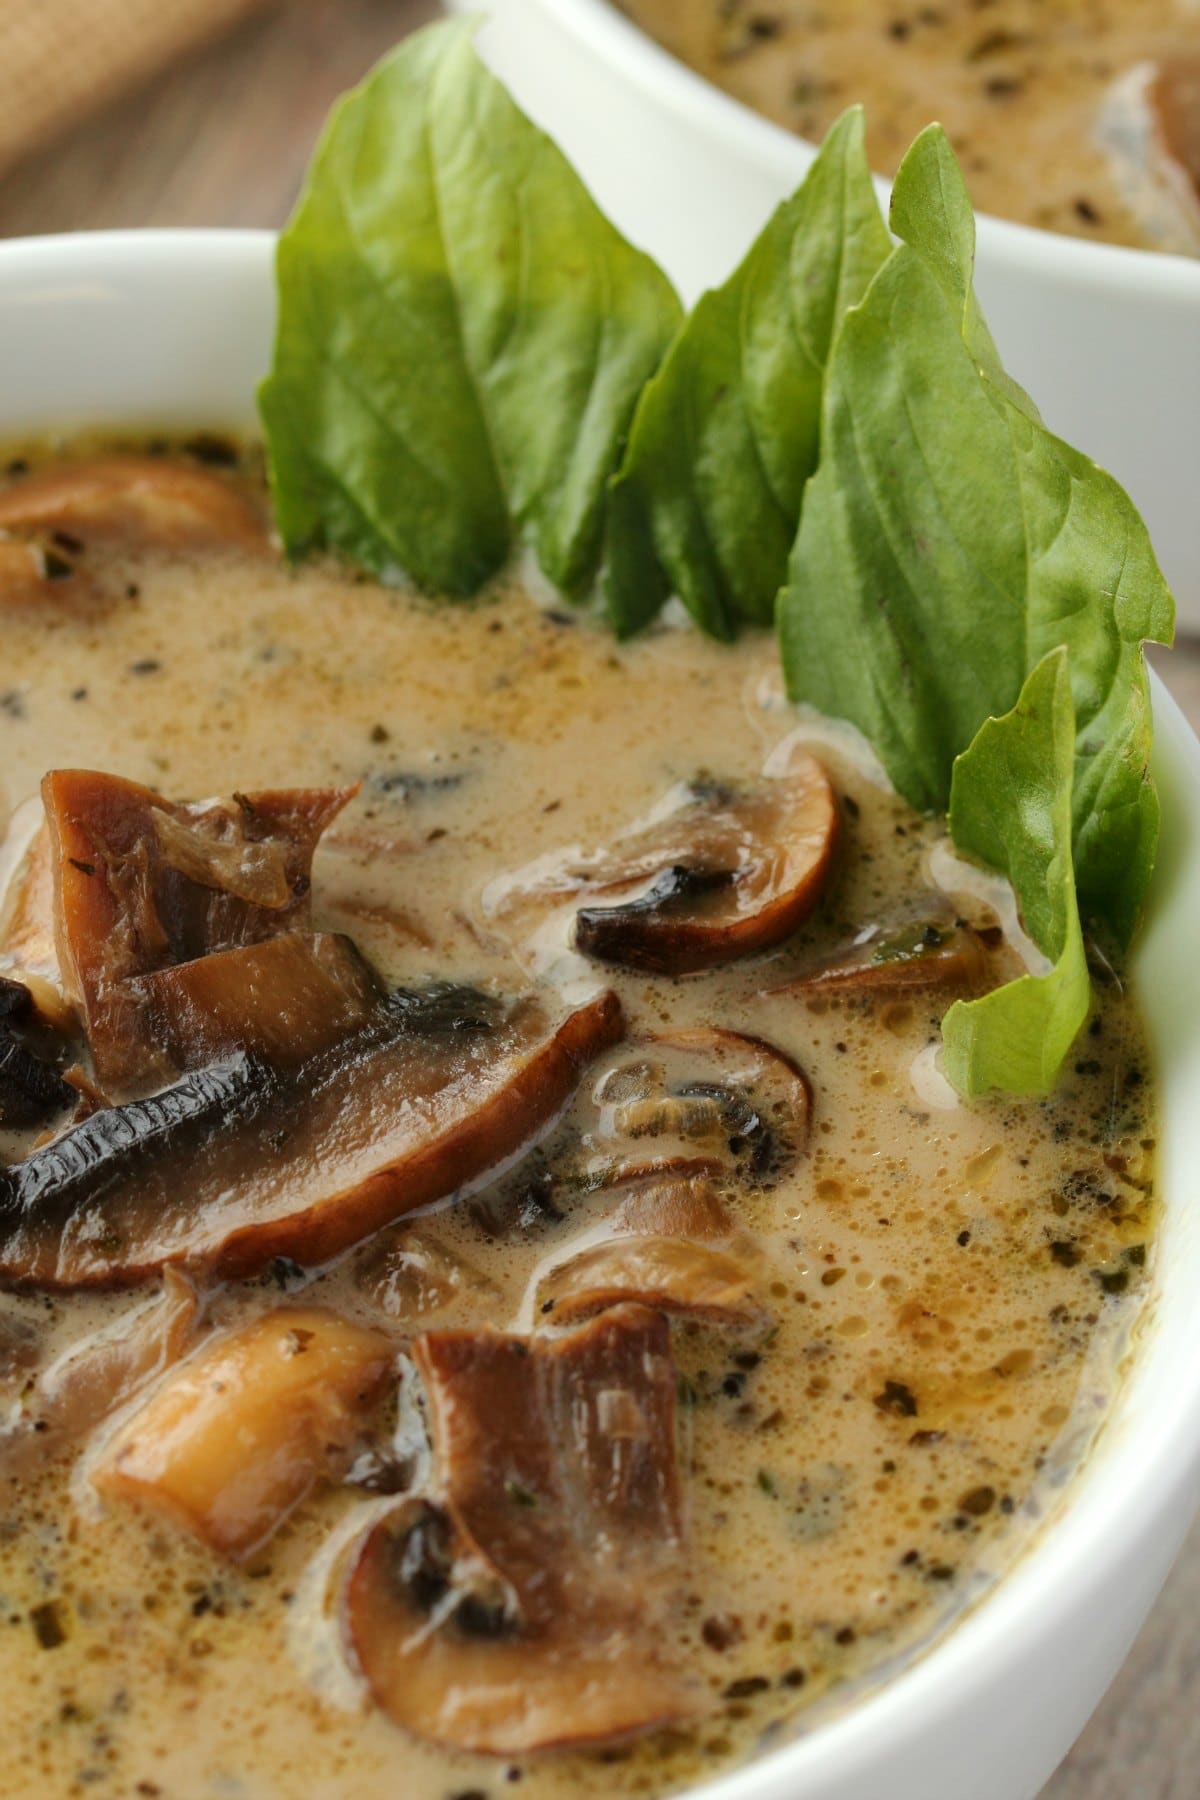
619;0;1200;253
0;445;1156;1797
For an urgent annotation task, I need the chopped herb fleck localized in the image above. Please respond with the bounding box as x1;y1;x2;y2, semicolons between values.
30;1600;67;1649
723;1675;770;1700
874;1379;918;1418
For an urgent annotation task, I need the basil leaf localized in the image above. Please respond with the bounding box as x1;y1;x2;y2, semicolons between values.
606;107;890;639
887;125;1034;415
259;18;682;598
941;649;1089;1097
778;125;1173;945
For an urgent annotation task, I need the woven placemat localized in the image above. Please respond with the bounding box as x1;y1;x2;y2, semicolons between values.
0;0;274;177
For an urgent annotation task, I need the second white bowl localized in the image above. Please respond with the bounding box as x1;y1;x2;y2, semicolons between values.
461;0;1200;632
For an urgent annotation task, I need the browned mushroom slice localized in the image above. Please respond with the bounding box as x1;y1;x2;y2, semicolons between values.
0;1267;199;1475
572;1026;811;1189
94;1307;393;1561
134;932;381;1071
535;1170;762;1326
42;769;355;1089
774;899;997;996
345;1304;692;1753
0;984;623;1289
0;455;266;550
538;1236;762;1327
566;761;837;973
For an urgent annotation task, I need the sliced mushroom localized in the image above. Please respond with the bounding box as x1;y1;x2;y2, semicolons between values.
773;898;997;995
0;455;266;550
414;1306;685;1621
0;984;623;1289
569;1026;811;1190
488;760;838;974
538;1236;762;1327
0;1267;199;1476
93;1307;393;1561
568;763;838;972
42;769;355;1090
534;1171;762;1326
134;931;381;1071
345;1304;692;1754
608;1172;734;1238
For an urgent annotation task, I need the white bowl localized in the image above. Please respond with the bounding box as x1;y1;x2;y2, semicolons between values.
455;0;1200;633
1;229;1199;1800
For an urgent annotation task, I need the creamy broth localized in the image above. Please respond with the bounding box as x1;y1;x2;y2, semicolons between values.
619;0;1200;252
0;444;1155;1799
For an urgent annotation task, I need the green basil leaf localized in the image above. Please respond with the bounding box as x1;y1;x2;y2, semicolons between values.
778;125;1173;945
259;18;682;599
941;648;1089;1097
887;125;1034;415
606;107;890;639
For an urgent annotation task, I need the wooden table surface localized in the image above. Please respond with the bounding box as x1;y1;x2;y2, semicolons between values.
0;1;1195;1793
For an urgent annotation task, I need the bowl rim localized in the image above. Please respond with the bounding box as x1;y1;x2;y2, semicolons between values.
527;0;1200;298
0;224;1198;1799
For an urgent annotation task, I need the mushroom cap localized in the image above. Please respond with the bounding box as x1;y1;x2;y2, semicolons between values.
571;1025;812;1191
42;769;356;1093
0;985;623;1289
0;455;267;550
486;757;839;975
537;1232;764;1327
572;758;839;973
772;896;998;996
0;457;268;611
93;1306;394;1561
345;1305;694;1755
134;931;382;1071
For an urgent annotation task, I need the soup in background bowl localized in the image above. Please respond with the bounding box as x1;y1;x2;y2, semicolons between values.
0;230;1197;1800
457;0;1200;637
618;0;1200;255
